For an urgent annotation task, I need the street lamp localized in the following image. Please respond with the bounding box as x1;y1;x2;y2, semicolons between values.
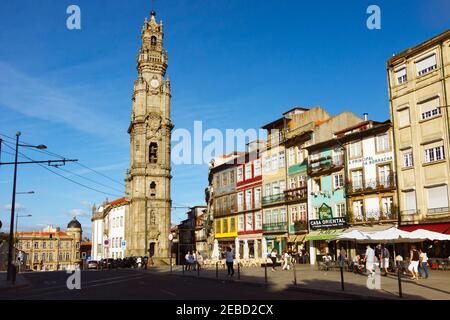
6;132;46;280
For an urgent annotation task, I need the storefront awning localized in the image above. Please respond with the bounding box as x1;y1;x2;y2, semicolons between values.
400;223;450;235
288;234;306;243
305;229;346;241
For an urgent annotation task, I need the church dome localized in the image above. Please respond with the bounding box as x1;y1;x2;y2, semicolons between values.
67;217;82;229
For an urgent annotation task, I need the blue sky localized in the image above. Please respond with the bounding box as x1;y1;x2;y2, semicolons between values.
0;0;449;238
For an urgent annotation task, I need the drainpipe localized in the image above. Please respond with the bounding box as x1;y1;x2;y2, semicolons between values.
386;63;402;227
439;42;450;176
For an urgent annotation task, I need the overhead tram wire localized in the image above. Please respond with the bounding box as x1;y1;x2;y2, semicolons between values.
0;141;123;198
1;132;125;187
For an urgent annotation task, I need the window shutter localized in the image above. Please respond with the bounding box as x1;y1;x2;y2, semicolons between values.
420;97;440;114
427;185;448;209
398;109;410;127
404;191;417;211
416;54;437;74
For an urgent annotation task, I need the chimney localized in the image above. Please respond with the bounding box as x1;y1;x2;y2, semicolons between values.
363;113;368;121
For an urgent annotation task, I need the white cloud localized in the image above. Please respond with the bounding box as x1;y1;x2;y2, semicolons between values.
0;62;124;139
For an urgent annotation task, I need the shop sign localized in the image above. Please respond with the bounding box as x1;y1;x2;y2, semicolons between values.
309;217;347;230
348;155;392;167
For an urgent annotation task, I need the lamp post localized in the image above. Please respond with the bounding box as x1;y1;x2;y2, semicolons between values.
6;132;47;281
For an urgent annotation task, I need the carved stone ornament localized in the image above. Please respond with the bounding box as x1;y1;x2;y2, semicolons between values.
146;112;162;133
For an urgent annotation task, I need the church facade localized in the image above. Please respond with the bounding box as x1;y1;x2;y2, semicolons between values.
124;9;173;259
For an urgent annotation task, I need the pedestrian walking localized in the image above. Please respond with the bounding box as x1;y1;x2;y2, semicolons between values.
409;245;420;281
364;244;375;277
270;248;278;272
418;248;430;279
225;247;234;277
192;251;197;271
338;247;347;268
282;251;291;270
185;252;191;271
196;251;203;271
381;245;390;276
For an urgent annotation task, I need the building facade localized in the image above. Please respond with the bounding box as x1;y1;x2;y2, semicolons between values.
125;9;173;259
16;218;82;271
91;197;128;261
387;30;450;237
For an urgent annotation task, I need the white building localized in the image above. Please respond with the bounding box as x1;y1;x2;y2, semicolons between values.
91;197;128;260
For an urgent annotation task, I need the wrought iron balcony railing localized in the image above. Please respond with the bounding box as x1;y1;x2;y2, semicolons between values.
350;209;398;223
263;222;288;232
284;186;308;202
428;207;450;214
346;176;396;194
262;193;286;206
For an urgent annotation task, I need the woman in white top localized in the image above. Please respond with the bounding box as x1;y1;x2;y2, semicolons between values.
282;251;291;270
225;247;234;277
418;249;430;279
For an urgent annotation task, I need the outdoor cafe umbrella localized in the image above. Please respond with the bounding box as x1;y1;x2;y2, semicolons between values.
334;230;370;241
364;227;424;243
409;229;450;241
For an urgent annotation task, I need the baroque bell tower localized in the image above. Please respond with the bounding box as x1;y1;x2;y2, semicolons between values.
125;9;172;259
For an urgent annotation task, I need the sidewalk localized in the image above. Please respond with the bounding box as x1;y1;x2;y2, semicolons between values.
0;272;29;292
146;264;450;300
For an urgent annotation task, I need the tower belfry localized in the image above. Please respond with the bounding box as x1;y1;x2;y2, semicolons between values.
125;9;172;259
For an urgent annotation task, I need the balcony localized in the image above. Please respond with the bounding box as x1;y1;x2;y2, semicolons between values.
401;209;420;216
350;209;398;223
263;222;288;232
428;207;450;215
285;122;315;141
284;186;307;202
308;156;344;176
346;176;396;195
262;193;286;206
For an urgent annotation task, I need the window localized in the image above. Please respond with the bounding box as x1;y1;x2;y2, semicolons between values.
230;170;235;184
352;170;363;189
149;142;158;163
290;206;298;223
215;175;220;188
279;151;285;168
245;164;252;180
404;190;417;213
272;181;280;195
353;201;363;220
245;189;252;210
238;215;244;231
398;108;410;127
313;178;321;193
290;177;297;189
215;219;221;233
271;154;277;171
264;184;271;196
378;165;391;186
279;208;287;222
299;204;307;221
279;180;286;193
424;145;445;163
42;242;46;249
333;149;344;165
237;192;244;211
382;197;393;215
376;133;390;152
255;211;262;229
230;217;236;232
333;173;344;189
403;149;413;168
254;187;261;208
120;216;123;227
34;253;38;262
395;67;407;85
222;172;228;187
264;156;270;173
349;141;362;158
427;185;449;212
150;36;157;46
150;182;156;196
42;253;46;262
254;159;261;176
246;213;253;231
420;97;441;120
312;207;320;220
296;147;303;164
237;167;243;182
298;175;306;188
335;203;345;217
288;148;295;166
416;54;437;76
223;218;228;233
48;253;53;262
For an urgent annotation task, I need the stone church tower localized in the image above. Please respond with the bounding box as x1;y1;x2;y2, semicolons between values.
125;9;172;259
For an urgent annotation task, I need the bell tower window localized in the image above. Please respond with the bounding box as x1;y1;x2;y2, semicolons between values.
151;36;157;46
150;181;156;197
149;143;158;163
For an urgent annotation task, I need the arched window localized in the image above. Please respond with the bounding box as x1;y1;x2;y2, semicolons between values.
149;143;158;163
151;36;157;46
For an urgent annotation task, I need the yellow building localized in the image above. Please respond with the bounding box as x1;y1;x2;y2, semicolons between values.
387;29;450;235
16;218;82;271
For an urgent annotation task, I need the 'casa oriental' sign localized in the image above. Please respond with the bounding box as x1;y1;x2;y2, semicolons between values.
309;203;347;230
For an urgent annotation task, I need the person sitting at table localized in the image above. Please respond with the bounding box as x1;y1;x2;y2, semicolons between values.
351;255;360;273
323;254;332;268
